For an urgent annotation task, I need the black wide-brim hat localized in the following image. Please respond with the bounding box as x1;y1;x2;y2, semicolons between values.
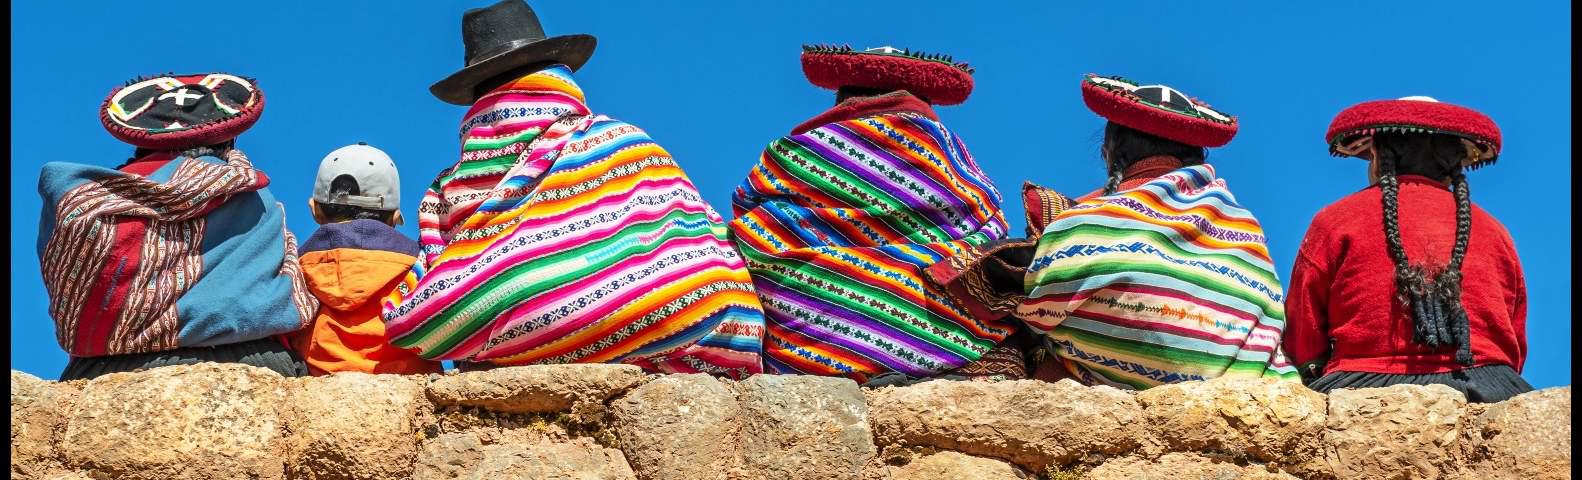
430;0;596;105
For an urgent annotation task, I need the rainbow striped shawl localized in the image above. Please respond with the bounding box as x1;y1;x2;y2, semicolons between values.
1017;164;1298;389
382;66;764;378
729;108;1013;381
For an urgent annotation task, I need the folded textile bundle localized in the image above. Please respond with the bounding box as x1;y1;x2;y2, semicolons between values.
730;98;1014;381
383;66;765;378
1018;165;1300;388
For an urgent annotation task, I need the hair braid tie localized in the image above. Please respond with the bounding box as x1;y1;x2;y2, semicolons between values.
1103;171;1123;196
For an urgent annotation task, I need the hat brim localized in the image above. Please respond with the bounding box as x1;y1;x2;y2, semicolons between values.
801;50;974;105
430;34;597;105
1080;75;1238;148
100;75;266;151
1325;99;1501;168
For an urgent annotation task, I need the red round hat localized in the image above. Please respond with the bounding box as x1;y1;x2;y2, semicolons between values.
100;72;265;151
1325;96;1501;168
801;45;974;106
1080;74;1238;148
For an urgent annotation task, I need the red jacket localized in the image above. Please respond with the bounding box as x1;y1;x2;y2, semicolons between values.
1284;175;1527;375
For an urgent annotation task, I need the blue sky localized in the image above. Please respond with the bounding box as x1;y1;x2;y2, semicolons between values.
10;1;1570;387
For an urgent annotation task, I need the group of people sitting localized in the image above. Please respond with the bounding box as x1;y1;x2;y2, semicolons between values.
35;0;1532;403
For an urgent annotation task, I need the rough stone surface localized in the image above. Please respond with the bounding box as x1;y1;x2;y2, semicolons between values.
285;373;428;479
413;432;486;480
609;374;742;480
889;451;1031;480
867;379;1148;472
9;366;1572;479
1463;386;1571;479
1322;384;1467;480
12;371;79;480
60;363;289;479
735;375;876;480
414;432;634;480
1086;453;1301;479
1137;377;1327;468
427;364;646;415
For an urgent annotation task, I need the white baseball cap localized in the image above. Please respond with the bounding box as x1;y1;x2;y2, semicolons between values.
313;143;400;211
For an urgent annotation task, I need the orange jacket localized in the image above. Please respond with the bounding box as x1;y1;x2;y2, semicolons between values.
290;220;441;375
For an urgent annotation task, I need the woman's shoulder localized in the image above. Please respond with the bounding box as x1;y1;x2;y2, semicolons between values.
1314;186;1382;221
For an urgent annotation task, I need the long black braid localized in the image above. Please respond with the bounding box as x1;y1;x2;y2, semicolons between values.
1102;169;1125;196
1101;122;1205;195
1374;133;1476;365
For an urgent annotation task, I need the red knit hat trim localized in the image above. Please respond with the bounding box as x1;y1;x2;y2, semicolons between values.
801;45;975;106
100;73;265;151
1079;74;1238;148
1325;98;1501;168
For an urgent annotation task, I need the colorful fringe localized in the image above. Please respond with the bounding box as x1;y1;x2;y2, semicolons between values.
729;110;1013;381
382;65;764;378
1017;164;1299;389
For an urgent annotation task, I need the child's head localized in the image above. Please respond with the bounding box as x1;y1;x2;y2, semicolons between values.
309;143;402;226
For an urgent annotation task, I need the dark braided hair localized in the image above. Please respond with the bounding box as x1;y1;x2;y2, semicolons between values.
118;140;236;169
1372;132;1476;365
1101;122;1206;195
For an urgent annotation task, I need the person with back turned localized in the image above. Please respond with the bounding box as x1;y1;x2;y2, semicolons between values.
382;0;766;377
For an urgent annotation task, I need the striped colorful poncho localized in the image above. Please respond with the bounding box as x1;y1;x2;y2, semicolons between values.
729;101;1014;381
382;65;765;378
1016;164;1299;389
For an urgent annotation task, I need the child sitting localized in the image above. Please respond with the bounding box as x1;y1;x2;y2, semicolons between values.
291;143;441;375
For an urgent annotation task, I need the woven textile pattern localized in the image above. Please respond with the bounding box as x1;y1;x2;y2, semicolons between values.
729;111;1012;381
40;149;316;356
1017;165;1299;389
382;65;764;378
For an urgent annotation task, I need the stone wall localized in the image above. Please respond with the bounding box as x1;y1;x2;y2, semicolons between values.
10;364;1570;479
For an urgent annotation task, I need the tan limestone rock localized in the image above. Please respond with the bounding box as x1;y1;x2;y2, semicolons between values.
1137;377;1326;468
890;451;1032;480
735;374;877;479
12;370;80;480
427;364;646;416
866;379;1149;472
1322;383;1467;479
609;374;743;480
414;432;634;480
285;372;428;479
1086;453;1300;479
60;363;289;479
1464;386;1571;479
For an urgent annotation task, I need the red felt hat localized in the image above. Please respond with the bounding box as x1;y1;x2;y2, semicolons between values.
801;45;975;106
100;72;264;151
1080;74;1237;148
1325;96;1501;169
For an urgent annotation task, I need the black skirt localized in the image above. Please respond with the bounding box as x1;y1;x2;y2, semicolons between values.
1309;364;1533;403
60;336;308;381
